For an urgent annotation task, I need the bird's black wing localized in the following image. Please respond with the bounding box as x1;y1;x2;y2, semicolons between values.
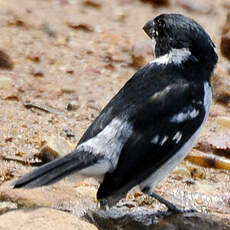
97;81;208;204
78;63;184;145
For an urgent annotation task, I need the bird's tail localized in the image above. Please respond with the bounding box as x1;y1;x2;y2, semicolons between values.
13;149;101;189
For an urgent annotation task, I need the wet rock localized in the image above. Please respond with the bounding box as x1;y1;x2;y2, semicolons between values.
85;206;230;230
38;136;74;162
0;207;98;230
0;77;13;90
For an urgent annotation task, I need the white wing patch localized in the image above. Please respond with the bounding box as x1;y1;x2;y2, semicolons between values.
77;118;133;174
170;108;199;123
140;81;213;193
151;135;159;144
172;131;182;143
160;136;168;146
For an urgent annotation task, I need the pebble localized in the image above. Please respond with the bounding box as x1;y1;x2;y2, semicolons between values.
61;86;76;94
186;164;206;179
221;12;230;61
38;136;74;162
0;77;13;90
82;0;102;8
0;201;17;215
172;165;191;179
221;32;230;61
67;100;80;111
0;50;14;69
31;66;44;77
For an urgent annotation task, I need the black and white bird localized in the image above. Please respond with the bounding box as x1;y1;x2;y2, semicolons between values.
14;14;218;213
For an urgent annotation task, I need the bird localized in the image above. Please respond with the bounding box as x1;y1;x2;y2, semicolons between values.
13;13;218;213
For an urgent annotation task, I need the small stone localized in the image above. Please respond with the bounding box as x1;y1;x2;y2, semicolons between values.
67;100;80;111
172;165;191;178
113;9;127;22
187;165;206;180
0;77;13;90
141;0;169;6
61;86;76;94
82;0;102;8
38;136;74;162
0;50;14;69
152;0;169;6
26;52;41;63
221;12;230;61
221;32;230;61
66;21;94;32
196;199;203;205
61;127;76;138
212;66;230;103
0;201;17;215
42;23;57;38
31;66;44;77
5;137;13;142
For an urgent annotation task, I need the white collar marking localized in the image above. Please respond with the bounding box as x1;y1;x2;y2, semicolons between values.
151;48;191;65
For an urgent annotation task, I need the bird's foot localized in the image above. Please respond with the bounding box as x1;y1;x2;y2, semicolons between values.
149;192;197;214
167;206;197;214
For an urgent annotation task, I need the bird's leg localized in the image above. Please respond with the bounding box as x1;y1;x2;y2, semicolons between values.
98;199;110;211
149;192;197;214
149;192;184;213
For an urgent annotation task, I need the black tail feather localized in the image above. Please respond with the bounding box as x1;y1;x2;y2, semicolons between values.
13;149;100;189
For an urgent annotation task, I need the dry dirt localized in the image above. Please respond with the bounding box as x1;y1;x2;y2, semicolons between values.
0;0;230;229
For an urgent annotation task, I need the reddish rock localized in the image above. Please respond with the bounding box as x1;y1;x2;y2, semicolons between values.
221;12;230;61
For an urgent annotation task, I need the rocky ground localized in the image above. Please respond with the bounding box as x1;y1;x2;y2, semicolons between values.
0;0;230;229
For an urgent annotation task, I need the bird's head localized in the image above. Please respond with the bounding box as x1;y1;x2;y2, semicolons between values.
143;14;218;73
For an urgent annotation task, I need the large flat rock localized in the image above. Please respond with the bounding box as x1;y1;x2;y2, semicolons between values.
0;207;98;230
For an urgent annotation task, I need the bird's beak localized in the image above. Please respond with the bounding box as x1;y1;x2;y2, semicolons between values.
143;19;155;39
